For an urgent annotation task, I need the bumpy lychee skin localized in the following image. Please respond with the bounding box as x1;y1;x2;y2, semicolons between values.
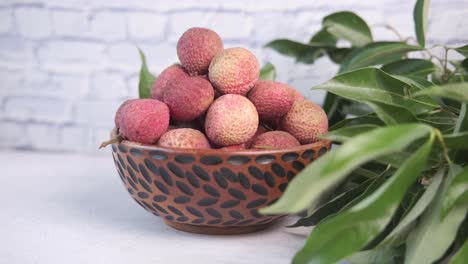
151;64;188;100
281;99;328;144
115;99;137;129
163;76;214;122
205;94;259;146
208;47;259;95
116;99;170;144
177;27;223;75
245;124;269;148
158;128;211;149
248;80;295;120
251;131;300;149
288;87;304;101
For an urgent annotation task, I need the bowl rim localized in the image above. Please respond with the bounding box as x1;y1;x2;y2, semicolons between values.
111;129;331;155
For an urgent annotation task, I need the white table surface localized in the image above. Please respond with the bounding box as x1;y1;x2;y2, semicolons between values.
1;150;312;264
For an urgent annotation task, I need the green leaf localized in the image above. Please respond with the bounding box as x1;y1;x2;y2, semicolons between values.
389;75;440;107
292;135;434;264
444;132;468;150
264;39;328;64
340;42;423;72
327;48;355;64
455;44;468;57
322;124;379;143
290;178;374;227
391;74;434;90
352;166;383;181
399;183;426;219
309;27;337;45
314;68;438;115
413;0;430;47
442;166;468;218
322;93;352;126
259;63;276;81
348;247;404;264
452;215;468;253
138;48;156;99
381;59;437;77
418;110;458;132
451;59;468;74
378;168;444;247
450;59;468;74
366;101;418;125
453;104;468;161
330;113;383;130
405;166;468;264
450;238;468;264
414;82;468;102
344;102;374;116
462;58;468;72
341;170;389;211
260;124;433;215
455;103;468;133
449;74;468;83
376;149;440;169
308;28;357;65
322;11;372;47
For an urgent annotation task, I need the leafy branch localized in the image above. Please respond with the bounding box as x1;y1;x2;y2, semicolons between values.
261;0;468;263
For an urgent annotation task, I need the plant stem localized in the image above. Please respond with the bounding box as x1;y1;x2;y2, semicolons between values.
442;47;450;82
99;135;123;149
425;49;445;67
373;24;405;42
428;44;444;50
434;129;453;166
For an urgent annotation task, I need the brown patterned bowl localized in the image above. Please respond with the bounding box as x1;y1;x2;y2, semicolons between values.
110;130;331;235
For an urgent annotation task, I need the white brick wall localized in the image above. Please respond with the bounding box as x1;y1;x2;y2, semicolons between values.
0;0;467;153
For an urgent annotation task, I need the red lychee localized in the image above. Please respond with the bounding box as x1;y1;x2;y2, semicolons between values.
158;128;211;149
205;94;259;146
281;99;328;144
177;27;224;75
115;99;170;144
251;131;300;149
163;76;214;122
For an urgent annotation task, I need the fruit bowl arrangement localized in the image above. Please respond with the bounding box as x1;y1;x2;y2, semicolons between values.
103;27;330;234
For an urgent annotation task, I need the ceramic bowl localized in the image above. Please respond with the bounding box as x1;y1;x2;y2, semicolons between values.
110;130;330;235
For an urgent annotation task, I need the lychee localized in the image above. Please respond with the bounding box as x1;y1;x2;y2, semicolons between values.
205;94;259;146
163;76;214;122
151;64;188;100
208;47;259;95
220;144;247;151
115;98;136;129
251;131;300;149
158;128;211;149
177;27;224;75
248;80;295;120
245;124;269;148
288;87;304;101
281;99;328;144
115;99;170;144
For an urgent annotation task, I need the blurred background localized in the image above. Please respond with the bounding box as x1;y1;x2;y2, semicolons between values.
0;0;466;154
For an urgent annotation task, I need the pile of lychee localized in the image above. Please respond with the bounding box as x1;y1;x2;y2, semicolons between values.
113;27;328;150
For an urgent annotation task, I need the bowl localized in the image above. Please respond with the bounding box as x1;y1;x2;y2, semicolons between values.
110;130;331;235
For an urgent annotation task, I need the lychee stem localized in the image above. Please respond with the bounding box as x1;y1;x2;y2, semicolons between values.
99;135;123;149
261;123;274;131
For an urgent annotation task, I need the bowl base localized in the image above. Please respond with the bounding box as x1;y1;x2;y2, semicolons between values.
164;220;274;235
